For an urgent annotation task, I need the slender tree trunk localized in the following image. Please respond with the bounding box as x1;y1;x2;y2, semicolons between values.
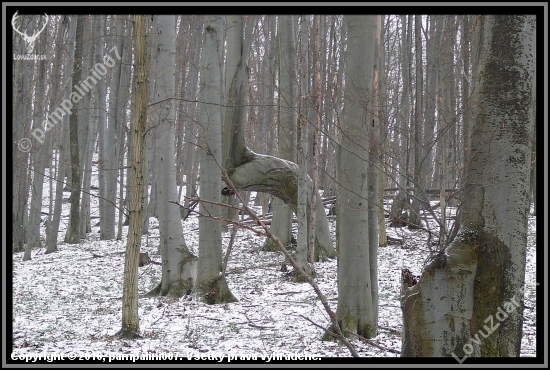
309;14;321;263
408;15;424;229
367;14;382;324
25;27;49;260
377;15;388;249
296;15;314;279
391;15;411;224
120;14;145;339
264;15;297;251
101;16;123;240
65;15;84;244
46;16;76;254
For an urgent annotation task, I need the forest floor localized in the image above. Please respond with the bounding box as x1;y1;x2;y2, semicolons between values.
11;169;537;361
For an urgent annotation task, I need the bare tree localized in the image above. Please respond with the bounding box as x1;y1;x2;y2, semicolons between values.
64;15;84;245
119;14;145;339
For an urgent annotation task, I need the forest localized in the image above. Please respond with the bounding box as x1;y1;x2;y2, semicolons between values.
9;11;541;364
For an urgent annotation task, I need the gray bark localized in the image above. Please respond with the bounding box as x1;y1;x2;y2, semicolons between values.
336;15;377;338
401;15;536;358
101;16;124;240
79;19;97;237
264;15;296;251
65;15;84;244
408;15;424;229
46;16;76;254
367;14;382;324
152;15;194;297
295;14;314;278
391;15;412;223
25;26;49;260
196;15;237;303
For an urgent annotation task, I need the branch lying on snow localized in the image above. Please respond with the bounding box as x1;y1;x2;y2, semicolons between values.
345;329;401;354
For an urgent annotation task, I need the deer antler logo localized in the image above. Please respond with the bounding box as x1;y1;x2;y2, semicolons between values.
12;11;49;54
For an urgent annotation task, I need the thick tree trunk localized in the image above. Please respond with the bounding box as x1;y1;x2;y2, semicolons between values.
151;15;195;298
401;15;535;358
195;15;236;303
335;15;377;339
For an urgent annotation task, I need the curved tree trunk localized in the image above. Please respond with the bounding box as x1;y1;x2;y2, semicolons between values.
401;15;535;358
220;16;335;260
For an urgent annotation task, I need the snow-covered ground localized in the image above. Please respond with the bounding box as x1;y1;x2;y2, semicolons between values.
11;166;537;361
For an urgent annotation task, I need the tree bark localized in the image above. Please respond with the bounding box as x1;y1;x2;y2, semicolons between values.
65;15;84;245
151;15;195;298
120;14;146;339
335;15;377;339
195;15;237;303
401;15;536;358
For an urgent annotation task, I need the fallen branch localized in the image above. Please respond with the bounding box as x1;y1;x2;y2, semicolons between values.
299;314;338;339
345;329;400;354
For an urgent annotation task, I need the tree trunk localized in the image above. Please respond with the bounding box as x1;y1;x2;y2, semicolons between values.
46;16;76;254
64;15;84;245
401;15;535;358
120;14;146;339
25;26;49;260
408;15;424;229
295;15;314;279
264;15;297;251
151;15;195;298
391;15;411;224
335;15;377;339
195;15;237;303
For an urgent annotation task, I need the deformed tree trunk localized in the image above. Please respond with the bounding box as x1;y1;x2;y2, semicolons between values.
401;15;535;358
220;16;335;260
